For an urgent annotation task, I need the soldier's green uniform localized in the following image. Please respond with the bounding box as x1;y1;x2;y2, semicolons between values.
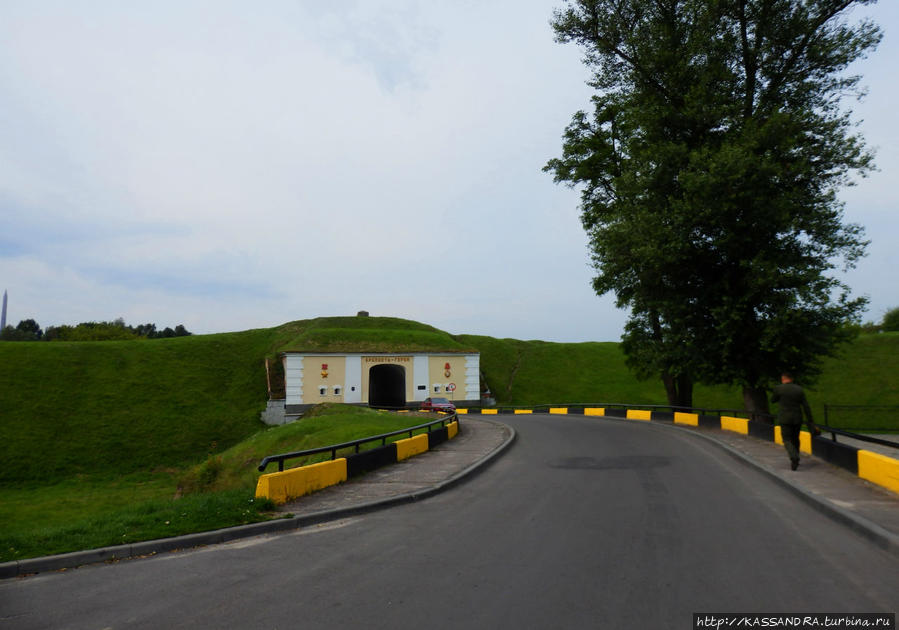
771;381;817;470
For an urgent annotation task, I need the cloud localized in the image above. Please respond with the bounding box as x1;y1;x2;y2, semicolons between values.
0;0;894;341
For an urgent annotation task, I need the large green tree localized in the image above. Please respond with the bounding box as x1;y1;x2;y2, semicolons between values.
546;0;879;414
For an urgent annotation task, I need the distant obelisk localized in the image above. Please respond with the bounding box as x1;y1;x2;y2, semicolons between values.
1;290;6;330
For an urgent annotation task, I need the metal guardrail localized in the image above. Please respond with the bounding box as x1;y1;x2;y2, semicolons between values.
257;414;457;472
816;424;899;449
257;402;896;473
479;402;776;423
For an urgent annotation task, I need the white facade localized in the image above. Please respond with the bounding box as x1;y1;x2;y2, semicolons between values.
283;352;480;407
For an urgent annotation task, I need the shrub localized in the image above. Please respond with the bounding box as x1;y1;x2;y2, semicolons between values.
883;307;899;332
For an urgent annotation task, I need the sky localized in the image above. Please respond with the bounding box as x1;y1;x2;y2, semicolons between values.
1;1;897;343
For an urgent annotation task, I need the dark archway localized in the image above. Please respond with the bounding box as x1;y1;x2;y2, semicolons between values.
368;364;406;408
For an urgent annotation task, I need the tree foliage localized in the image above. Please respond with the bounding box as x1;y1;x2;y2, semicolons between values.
43;321;143;342
883;307;899;332
0;319;44;341
546;0;880;411
2;319;193;342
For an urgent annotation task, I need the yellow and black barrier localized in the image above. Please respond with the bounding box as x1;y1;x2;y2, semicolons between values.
256;420;460;505
457;406;899;497
255;459;349;505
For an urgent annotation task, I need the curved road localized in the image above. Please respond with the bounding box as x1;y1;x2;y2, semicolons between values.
2;414;896;629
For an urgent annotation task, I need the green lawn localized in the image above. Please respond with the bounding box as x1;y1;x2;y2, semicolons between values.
0;404;442;562
0;475;266;562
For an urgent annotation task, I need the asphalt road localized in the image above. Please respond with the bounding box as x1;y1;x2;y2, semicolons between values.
2;414;896;629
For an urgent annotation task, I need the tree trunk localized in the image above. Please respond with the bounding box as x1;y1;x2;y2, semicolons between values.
662;372;693;410
742;385;771;423
676;374;693;410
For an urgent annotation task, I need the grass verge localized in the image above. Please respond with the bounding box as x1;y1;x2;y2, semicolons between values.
0;405;444;562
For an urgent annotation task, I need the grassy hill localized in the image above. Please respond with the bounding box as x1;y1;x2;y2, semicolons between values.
274;316;476;353
466;332;899;426
1;318;897;484
810;332;899;428
0;404;437;561
0;328;281;483
457;335;738;408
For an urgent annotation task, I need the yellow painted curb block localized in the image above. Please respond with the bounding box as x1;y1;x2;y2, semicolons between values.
514;409;533;415
456;408;468;414
674;412;698;426
773;427;811;453
255;458;348;505
799;430;812;454
549;407;568;415
481;409;498;415
447;421;458;439
585;408;605;416
395;434;429;461
721;416;749;435
858;450;899;495
626;409;652;421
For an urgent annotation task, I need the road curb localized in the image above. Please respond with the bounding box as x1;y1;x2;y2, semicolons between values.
0;419;516;579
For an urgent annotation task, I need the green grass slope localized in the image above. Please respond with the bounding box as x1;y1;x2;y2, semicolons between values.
0;328;280;483
812;332;899;429
1;319;896;487
178;404;447;494
0;404;442;561
460;335;744;409
275;316;476;353
460;336;655;406
463;332;899;429
0;315;472;485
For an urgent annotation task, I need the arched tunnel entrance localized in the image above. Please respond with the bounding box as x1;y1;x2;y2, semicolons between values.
368;364;406;408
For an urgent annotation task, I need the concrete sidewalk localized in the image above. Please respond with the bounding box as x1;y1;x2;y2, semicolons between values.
277;416;514;516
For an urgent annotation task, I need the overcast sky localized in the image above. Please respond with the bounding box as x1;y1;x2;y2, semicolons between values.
1;1;896;343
